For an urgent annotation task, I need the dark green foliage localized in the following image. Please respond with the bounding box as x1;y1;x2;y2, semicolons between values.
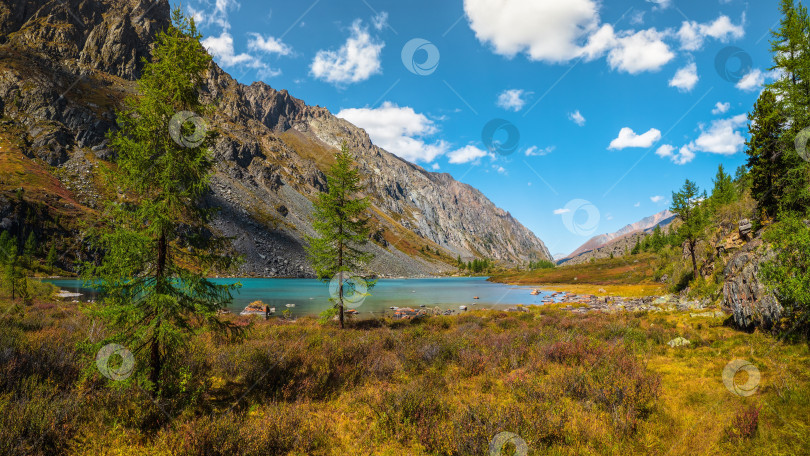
45;245;57;275
734;165;751;196
711;164;737;207
467;258;493;273
23;232;36;269
745;0;810;219
0;231;14;264
746;90;789;219
762;217;810;338
83;9;242;396
306;144;375;329
0;232;26;301
528;259;555;270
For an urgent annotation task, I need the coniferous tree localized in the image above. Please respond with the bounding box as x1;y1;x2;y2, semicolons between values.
306;144;374;329
764;0;810;217
711;164;737;207
746;90;786;219
23;232;36;270
84;9;241;395
46;244;57;275
0;231;13;265
671;180;709;278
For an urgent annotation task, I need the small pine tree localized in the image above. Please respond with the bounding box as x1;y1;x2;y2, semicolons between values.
23;232;36;270
671;180;710;278
0;231;14;265
711;164;737;207
46;244;57;275
306;144;375;329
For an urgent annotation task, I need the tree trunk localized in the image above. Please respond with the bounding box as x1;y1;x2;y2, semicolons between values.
150;232;168;394
338;215;344;329
150;328;161;393
338;280;344;329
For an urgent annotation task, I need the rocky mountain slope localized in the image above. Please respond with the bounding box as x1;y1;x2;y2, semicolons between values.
558;210;676;266
0;0;551;277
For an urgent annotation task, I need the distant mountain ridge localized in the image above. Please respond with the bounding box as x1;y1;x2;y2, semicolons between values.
558;210;676;266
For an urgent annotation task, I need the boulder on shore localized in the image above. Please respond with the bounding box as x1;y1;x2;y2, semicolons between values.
721;239;782;330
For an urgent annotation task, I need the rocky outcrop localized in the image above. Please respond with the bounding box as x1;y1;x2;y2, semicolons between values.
721;238;782;330
0;0;552;276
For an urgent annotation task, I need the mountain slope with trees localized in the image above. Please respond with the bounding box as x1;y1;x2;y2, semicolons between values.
0;0;551;279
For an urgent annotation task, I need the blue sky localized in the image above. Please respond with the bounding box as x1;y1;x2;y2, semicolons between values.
181;0;781;256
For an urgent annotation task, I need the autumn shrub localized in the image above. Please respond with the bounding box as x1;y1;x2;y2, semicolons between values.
724;404;761;441
0;382;87;456
172;403;331;455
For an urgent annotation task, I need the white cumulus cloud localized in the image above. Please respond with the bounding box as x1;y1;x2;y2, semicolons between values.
656;114;748;165
372;12;388;31
656;144;696;165
448;145;489;164
247;33;293;56
553;208;571;215
569;110;586;126
609;127;662;150
464;0;674;73
202;32;280;77
496;89;531;111
605;28;675;74
310;20;384;85
336;102;448;163
669;62;699;92
463;0;600;62
677;15;745;51
650;195;665;203
525;145;555;156
736;68;765;92
693;114;748;155
712;102;731;115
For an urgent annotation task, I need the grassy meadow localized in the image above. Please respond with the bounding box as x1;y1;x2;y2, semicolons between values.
490;254;668;298
1;292;808;455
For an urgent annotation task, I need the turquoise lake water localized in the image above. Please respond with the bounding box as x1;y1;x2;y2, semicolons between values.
43;277;562;318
